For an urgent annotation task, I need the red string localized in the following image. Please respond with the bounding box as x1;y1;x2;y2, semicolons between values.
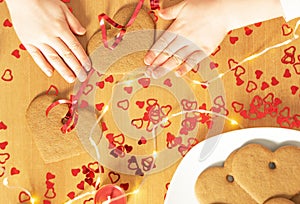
46;0;160;134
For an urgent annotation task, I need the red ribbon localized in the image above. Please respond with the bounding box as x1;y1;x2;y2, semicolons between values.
46;0;160;134
98;0;160;49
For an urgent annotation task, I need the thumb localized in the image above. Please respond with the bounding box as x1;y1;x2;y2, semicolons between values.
158;1;187;20
64;7;86;35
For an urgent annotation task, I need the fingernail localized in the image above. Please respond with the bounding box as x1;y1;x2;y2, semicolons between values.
83;58;92;71
79;27;86;34
46;71;53;77
67;76;75;83
144;51;156;65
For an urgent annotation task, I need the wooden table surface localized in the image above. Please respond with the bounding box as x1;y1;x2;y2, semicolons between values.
0;0;299;203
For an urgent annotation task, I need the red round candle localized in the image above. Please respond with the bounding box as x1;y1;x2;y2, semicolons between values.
94;184;127;204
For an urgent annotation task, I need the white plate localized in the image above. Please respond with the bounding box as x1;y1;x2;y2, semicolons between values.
164;127;300;204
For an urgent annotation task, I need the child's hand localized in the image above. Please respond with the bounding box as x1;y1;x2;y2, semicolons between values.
6;0;91;83
144;0;284;78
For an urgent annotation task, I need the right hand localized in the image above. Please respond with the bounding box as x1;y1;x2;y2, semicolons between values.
6;0;91;83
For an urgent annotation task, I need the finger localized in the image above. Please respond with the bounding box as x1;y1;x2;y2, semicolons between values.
62;4;86;35
144;29;177;66
159;1;187;20
60;30;92;71
175;50;207;77
39;44;76;83
26;44;54;77
51;38;87;82
151;35;191;66
152;45;197;79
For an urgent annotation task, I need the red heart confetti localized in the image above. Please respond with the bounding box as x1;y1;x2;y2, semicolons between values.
254;22;262;27
46;180;55;189
138;136;147;145
282;23;293;36
44;188;56;199
261;82;270;91
0;153;10;164
244;26;253;36
255;70;263;79
108;171;120;184
246;81;258;93
43;200;51;204
3;19;12;27
209;62;219;70
11;49;20;59
291;86;299;95
271;77;279;86
95;103;104;111
123;86;133;94
71;168;80;177
77;181;85;190
18;191;30;203
104;75;114;83
19;44;26;50
229;36;239;44
136;101;145;109
120;183;129;191
138;78;150;88
67;192;75;199
0;141;8;150
101;121;108;132
283;69;291;78
96;81;105;89
46;172;55;180
0;121;7;130
117;100;129;110
1;69;13;82
163;78;173;87
10;167;20;175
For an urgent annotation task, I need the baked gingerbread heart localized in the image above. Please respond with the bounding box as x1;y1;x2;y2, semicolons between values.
195;150;257;204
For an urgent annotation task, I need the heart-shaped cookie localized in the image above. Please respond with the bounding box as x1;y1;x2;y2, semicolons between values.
26;94;85;163
195;150;257;204
231;144;300;203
